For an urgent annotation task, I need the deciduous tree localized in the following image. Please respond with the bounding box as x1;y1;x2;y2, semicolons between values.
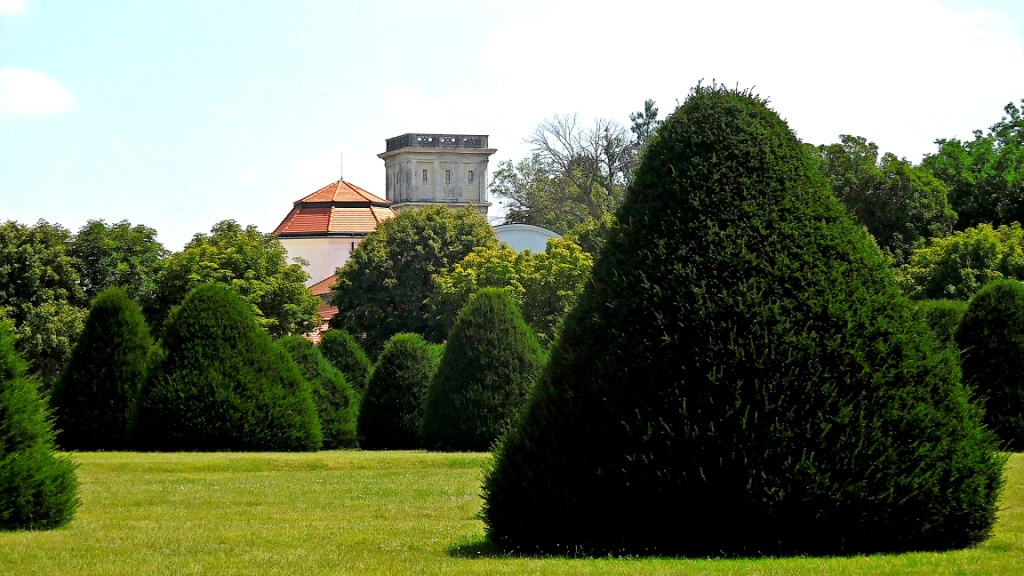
150;220;318;337
430;238;592;346
70;219;167;305
492;107;652;234
812;135;955;264
0;220;87;390
329;206;498;354
897;222;1024;300
923;99;1024;230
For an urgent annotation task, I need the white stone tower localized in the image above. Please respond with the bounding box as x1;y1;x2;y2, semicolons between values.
377;133;496;218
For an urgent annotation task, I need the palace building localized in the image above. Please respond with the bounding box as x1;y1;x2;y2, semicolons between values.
273;133;560;341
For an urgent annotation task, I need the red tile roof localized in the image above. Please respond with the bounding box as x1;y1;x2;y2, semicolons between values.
274;180;395;236
309;274;337;297
297;180;389;204
318;305;339;322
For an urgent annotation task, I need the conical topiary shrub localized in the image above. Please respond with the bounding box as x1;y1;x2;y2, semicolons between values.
318;329;373;396
134;284;321;452
0;321;79;530
955;279;1024;449
357;333;436;450
421;288;545;451
50;287;154;450
279;335;359;449
482;85;1004;556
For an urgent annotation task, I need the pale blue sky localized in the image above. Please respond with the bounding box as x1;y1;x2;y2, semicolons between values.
3;0;1024;250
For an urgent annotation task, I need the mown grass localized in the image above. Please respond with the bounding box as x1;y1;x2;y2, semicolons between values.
0;451;1021;575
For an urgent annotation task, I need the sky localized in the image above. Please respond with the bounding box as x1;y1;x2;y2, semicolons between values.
2;0;1024;251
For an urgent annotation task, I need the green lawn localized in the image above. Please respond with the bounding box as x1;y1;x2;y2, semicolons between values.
1;451;1021;575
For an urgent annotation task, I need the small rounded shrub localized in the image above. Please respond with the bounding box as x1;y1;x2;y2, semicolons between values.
50;287;154;450
482;85;1003;556
134;284;321;452
0;321;79;530
279;335;359;449
956;279;1024;448
916;299;968;347
421;288;545;451
318;329;373;395
357;333;436;450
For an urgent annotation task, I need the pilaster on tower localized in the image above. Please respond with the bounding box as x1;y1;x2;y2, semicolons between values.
378;133;496;218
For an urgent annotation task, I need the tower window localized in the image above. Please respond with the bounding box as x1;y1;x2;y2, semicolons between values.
445;170;451;184
422;169;428;183
468;170;474;183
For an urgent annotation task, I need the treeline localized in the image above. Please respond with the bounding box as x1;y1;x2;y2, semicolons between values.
0;218;320;391
494;98;1024;301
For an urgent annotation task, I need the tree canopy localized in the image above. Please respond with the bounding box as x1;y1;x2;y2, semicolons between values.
0;220;87;390
897;222;1024;300
329;206;498;354
491;105;656;234
922;99;1024;230
149;220;318;337
430;238;592;346
70;219;167;305
812;135;955;264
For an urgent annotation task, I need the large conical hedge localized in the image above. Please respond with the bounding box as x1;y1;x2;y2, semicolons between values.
134;284;321;451
955;279;1024;449
0;321;79;530
318;329;372;396
50;287;154;450
357;333;436;450
279;335;359;449
421;288;545;451
482;85;1004;556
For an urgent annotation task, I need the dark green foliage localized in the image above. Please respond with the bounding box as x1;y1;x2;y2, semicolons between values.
923;99;1024;231
956;279;1024;449
318;329;372;396
357;333;436;450
278;335;359;449
811;135;955;265
0;321;79;530
916;299;968;347
329;206;499;355
70;219;168;305
482;85;1004;556
421;288;545;452
134;284;321;452
50;287;153;450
